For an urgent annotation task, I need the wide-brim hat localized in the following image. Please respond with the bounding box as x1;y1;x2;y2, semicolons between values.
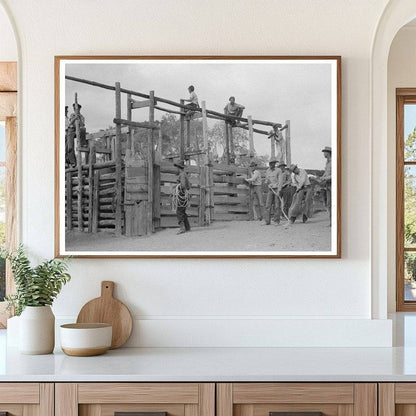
289;163;298;172
278;162;286;168
269;158;278;164
174;160;186;169
322;146;332;153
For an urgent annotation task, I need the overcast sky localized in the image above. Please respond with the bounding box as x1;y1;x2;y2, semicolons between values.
64;60;335;169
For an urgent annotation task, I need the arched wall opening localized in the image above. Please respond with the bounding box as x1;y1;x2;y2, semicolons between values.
371;0;416;320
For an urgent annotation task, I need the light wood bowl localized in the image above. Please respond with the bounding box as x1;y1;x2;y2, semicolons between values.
60;323;112;357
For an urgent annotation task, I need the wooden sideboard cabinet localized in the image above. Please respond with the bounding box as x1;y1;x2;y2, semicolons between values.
0;383;53;416
55;383;215;416
217;383;377;416
379;383;416;416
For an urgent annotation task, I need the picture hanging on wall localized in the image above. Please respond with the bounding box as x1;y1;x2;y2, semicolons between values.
55;56;341;258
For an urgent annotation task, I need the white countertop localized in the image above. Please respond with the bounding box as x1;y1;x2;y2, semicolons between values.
2;328;416;382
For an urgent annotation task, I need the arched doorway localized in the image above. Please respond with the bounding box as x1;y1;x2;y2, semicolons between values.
371;0;416;319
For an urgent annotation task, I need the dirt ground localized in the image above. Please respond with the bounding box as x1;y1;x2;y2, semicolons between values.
66;211;331;253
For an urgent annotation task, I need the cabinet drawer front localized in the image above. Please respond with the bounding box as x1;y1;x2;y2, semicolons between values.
78;383;200;404
233;384;354;404
395;384;416;404
79;403;186;416
0;383;39;404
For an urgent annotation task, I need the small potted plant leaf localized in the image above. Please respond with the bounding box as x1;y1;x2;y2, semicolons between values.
1;245;71;354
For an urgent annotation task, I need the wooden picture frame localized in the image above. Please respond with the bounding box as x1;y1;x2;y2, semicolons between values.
55;56;341;258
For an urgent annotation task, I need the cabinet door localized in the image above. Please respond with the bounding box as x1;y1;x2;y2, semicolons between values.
217;383;377;416
0;383;53;416
379;383;416;416
56;383;215;416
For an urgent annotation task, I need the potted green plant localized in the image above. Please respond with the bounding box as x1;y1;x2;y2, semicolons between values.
2;245;71;354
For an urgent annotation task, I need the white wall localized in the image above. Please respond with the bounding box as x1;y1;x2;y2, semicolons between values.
0;4;17;61
387;25;416;312
0;0;393;346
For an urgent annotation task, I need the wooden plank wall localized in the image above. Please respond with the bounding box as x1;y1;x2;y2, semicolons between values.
65;163;122;233
211;163;250;221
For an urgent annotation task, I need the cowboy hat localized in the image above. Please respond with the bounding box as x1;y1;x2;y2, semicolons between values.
269;158;278;164
322;146;332;153
278;162;287;168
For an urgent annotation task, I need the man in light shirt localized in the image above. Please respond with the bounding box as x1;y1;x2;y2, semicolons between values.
245;161;264;221
277;162;295;218
182;85;199;118
224;96;245;126
288;164;313;224
264;158;282;225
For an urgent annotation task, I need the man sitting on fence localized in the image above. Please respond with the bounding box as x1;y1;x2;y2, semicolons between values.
182;85;199;118
67;103;87;166
245;161;264;221
174;160;191;234
288;164;313;224
224;96;245;126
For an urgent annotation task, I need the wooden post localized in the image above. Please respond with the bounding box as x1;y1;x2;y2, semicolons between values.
247;115;254;158
126;93;133;160
285;119;291;166
147;90;155;233
66;171;73;231
114;82;123;236
229;124;235;164
153;127;162;229
74;93;83;231
201;101;210;225
179;99;185;161
87;140;96;233
224;122;230;164
270;133;276;159
186;119;191;153
92;170;100;234
248;166;254;221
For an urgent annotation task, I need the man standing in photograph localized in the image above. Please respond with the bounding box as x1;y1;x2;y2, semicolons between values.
277;162;295;218
320;146;332;225
245;161;264;221
224;96;245;126
174;160;191;234
264;158;281;225
67;103;86;166
288;164;313;224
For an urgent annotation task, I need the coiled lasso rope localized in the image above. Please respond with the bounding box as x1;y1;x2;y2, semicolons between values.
171;184;191;211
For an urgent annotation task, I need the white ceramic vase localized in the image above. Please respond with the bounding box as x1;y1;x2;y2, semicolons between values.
19;306;55;354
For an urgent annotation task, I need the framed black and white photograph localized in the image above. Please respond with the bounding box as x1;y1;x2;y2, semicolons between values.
55;56;341;258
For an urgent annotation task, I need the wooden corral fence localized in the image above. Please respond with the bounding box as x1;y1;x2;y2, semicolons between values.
65;76;293;237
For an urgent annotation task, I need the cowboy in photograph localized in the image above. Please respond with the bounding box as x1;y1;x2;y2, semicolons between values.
288;163;313;224
182;85;199;118
264;158;282;225
245;161;264;221
224;96;245;126
277;162;295;218
174;160;191;235
320;146;332;224
66;102;86;166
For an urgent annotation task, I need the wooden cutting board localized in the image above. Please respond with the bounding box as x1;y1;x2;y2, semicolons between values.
76;281;133;349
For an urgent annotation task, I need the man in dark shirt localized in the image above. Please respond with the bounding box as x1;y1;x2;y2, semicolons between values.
174;160;191;234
